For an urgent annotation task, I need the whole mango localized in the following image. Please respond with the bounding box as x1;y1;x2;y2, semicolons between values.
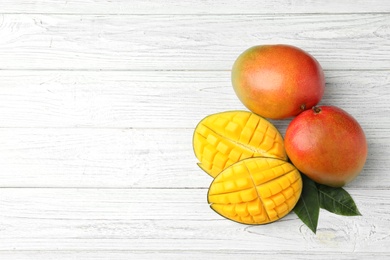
231;44;325;119
284;106;368;187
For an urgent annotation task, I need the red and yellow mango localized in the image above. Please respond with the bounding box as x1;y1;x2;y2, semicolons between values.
231;44;325;119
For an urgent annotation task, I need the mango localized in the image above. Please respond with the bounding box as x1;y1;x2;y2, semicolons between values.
208;157;302;224
285;106;368;187
231;44;325;119
193;111;287;178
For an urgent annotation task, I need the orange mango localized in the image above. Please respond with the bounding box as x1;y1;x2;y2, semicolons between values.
193;111;287;178
231;44;325;119
285;106;368;187
208;157;302;224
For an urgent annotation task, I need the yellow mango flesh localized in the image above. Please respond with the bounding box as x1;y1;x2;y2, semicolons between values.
208;157;302;224
193;111;287;177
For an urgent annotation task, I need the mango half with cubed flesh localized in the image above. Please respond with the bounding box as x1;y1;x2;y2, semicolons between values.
208;157;302;224
193;111;287;178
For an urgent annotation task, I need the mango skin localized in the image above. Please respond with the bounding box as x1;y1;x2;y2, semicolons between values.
231;44;325;119
284;106;368;187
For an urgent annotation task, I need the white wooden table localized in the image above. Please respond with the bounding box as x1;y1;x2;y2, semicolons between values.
1;1;390;259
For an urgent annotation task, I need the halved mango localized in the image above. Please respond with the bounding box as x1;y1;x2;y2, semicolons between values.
193;111;287;177
208;157;302;225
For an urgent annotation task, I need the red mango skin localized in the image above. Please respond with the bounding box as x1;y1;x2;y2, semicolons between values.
284;106;368;187
232;44;325;119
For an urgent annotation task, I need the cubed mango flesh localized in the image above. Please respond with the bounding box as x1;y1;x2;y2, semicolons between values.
208;157;302;225
193;111;287;177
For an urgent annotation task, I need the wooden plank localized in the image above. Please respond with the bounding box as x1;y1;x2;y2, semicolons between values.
0;70;241;128
0;188;389;253
0;14;389;70
0;251;388;260
1;0;389;14
0;128;209;188
0;127;388;189
0;70;388;129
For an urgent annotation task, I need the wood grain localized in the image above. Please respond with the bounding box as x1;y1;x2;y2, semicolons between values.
1;1;390;258
1;251;389;260
1;0;390;14
0;14;390;70
0;188;389;253
0;70;388;128
0;128;208;188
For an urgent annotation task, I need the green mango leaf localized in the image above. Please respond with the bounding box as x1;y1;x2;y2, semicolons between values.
317;184;362;216
293;174;320;234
